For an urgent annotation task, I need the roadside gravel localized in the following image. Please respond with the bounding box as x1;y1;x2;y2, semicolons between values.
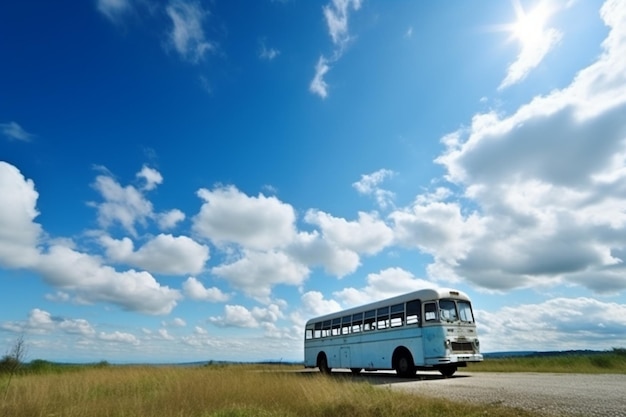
386;372;626;417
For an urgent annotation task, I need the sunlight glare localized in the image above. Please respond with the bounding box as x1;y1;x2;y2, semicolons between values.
511;2;551;47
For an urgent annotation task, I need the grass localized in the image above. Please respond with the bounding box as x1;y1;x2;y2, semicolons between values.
0;364;541;417
467;349;626;374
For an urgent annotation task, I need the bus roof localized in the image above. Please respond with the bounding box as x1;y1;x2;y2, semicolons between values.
305;288;471;326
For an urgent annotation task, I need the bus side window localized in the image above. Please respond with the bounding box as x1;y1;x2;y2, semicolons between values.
314;322;322;338
377;306;389;329
332;318;341;336
352;312;363;333
424;302;438;322
341;315;351;335
364;310;376;331
322;320;331;337
406;300;421;325
305;329;313;340
390;303;404;327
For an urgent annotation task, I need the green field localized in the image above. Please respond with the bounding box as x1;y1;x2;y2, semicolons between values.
1;350;624;417
468;348;626;374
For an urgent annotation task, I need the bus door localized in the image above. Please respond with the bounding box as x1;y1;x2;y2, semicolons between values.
422;301;446;360
340;347;351;368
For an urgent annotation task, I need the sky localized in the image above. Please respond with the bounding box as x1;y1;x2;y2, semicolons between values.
1;0;625;363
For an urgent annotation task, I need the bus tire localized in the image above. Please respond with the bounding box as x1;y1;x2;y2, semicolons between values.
317;353;331;375
439;365;457;377
393;348;415;378
350;368;362;375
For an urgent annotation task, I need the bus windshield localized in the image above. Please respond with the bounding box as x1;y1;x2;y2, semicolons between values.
439;299;458;322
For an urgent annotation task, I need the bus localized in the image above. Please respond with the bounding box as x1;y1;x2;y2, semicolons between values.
303;288;483;377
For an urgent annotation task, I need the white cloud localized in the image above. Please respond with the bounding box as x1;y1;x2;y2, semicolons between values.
192;185;296;250
500;2;562;89
211;250;309;301
477;297;626;352
309;56;331;99
333;267;436;307
91;174;154;237
425;0;626;294
98;331;140;345
287;231;360;277
300;291;342;317
352;169;396;209
157;209;185;230
183;276;229;302
309;0;362;98
36;244;181;315
209;303;284;329
323;0;362;49
305;210;393;255
137;165;163;191
100;234;209;275
166;0;215;63
1;121;34;142
0;162;43;269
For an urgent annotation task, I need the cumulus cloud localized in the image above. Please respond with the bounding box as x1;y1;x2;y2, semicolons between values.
209;303;283;329
90;166;184;236
477;297;626;351
192;185;296;250
183;276;229;302
305;210;393;255
408;0;626;294
166;0;215;63
352;169;396;209
1;308;95;337
211;250;309;301
0;162;43;268
1;121;34;142
36;244;182;315
333;267;436;307
287;230;360;277
99;234;209;275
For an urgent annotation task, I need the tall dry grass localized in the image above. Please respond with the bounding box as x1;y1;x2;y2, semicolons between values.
1;364;540;417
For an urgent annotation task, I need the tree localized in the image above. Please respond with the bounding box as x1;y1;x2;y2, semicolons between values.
2;335;27;401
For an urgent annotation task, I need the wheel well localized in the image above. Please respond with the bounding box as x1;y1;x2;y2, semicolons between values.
316;351;327;366
392;346;413;368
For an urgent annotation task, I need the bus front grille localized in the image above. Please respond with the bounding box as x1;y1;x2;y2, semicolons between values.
451;341;474;352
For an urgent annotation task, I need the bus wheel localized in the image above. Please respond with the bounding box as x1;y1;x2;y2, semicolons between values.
317;353;331;375
439;365;457;377
393;349;415;378
350;368;362;375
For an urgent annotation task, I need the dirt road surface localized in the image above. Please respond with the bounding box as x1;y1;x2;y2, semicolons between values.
374;371;626;416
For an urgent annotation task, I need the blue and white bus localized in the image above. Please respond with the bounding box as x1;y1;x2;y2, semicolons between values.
304;288;483;377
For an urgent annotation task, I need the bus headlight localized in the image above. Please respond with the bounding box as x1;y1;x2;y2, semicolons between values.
444;339;451;349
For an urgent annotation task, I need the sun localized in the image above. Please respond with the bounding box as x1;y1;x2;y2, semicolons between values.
509;1;552;48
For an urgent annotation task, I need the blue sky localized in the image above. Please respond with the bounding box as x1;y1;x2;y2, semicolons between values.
1;0;625;363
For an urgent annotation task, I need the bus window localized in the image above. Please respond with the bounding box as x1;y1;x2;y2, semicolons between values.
322;320;331;337
439;299;458;322
352;312;363;333
377;306;389;329
364;310;376;331
390;303;404;327
458;301;474;323
406;300;421;325
314;322;322;338
332;318;341;336
341;315;351;335
305;329;313;340
424;302;437;322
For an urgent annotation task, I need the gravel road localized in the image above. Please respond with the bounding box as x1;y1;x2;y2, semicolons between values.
378;371;626;416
